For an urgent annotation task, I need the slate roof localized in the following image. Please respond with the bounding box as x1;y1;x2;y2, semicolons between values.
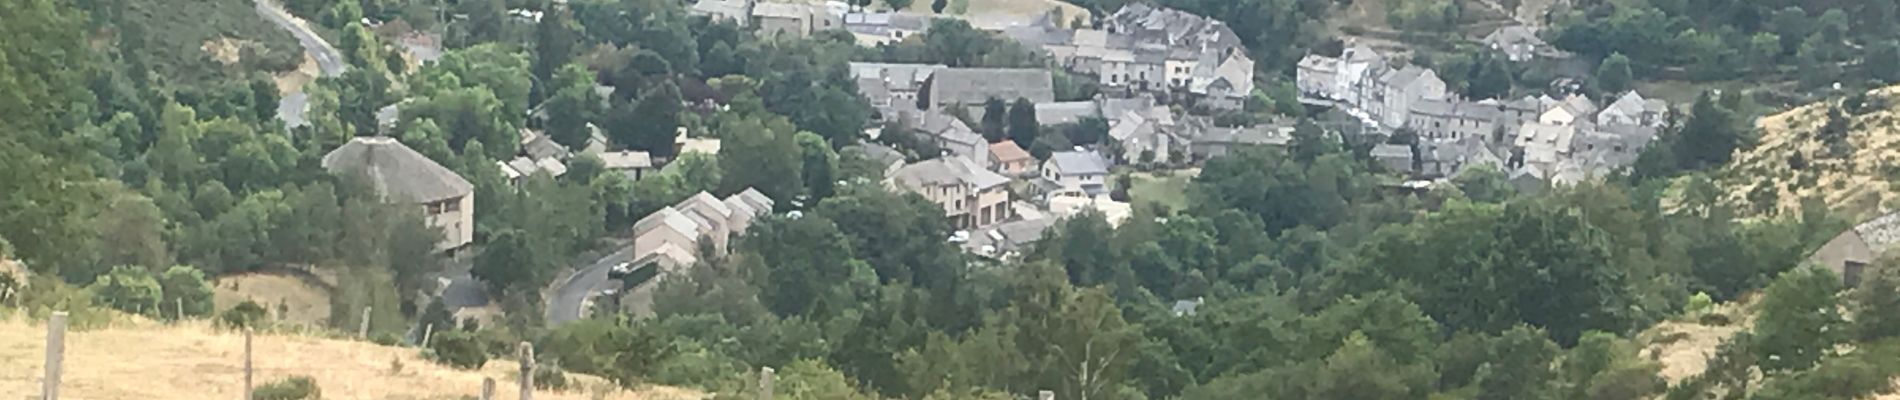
927;68;1055;107
599;150;653;170
1197;124;1293;146
889;156;1011;190
1047;151;1111;176
633;206;703;240
1035;101;1100;126
1371;143;1413;160
321;137;473;204
1381;66;1432;89
751;2;807;19
1412;99;1505;121
854;142;907;165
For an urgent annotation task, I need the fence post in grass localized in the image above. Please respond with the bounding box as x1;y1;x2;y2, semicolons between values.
244;328;254;400
359;306;372;338
758;366;775;400
422;324;434;348
480;377;495;400
42;311;67;400
518;342;535;400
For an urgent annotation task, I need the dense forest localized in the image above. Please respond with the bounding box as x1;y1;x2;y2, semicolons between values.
6;0;1900;398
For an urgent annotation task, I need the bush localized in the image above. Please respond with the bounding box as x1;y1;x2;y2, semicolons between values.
429;330;490;369
90;265;162;315
158;265;215;319
252;375;320;400
371;332;402;346
1698;312;1732;326
221;300;270;329
535;363;569;391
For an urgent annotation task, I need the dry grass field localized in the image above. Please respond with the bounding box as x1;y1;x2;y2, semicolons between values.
1719;85;1900;218
213;271;334;328
0;316;704;400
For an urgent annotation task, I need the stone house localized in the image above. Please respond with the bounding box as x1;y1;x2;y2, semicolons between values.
1372;66;1448;129
921;68;1055;112
1809;211;1900;287
321;137;475;251
1407;99;1505;143
887;157;1014;229
752;2;840;38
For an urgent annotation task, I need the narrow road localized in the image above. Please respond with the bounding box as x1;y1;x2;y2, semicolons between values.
255;0;346;127
545;247;636;326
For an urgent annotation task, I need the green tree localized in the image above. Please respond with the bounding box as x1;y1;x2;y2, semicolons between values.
1854;264;1900;341
1310;332;1434;400
1596;53;1634;94
979;97;1008;143
745;214;874;318
1007;97;1039;150
796;131;839;202
403;86;518;159
717;114;804;203
91;265;163;316
544;63;605;149
1673;91;1744;170
533;7;581;106
1752;267;1844;374
157;265;215;318
932;0;947;13
472;229;546;295
617;82;684;158
883;0;914;10
1468;56;1514;100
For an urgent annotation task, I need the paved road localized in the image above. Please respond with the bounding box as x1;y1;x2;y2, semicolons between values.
545;247;635;326
255;0;345;127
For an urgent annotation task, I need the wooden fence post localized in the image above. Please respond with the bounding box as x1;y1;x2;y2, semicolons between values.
480;377;495;400
422;324;434;348
358;306;372;338
518;342;535;400
757;366;775;400
42;311;67;400
244;328;254;400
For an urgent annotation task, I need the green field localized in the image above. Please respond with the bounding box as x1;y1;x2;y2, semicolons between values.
1126;170;1193;212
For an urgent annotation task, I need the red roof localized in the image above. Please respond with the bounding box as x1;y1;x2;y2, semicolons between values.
989;141;1032;162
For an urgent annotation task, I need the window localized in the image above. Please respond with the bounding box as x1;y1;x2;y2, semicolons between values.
955;199;964;209
444;198;461;212
1847;261;1869;287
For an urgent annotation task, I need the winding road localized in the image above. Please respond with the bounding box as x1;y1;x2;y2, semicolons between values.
546;247;636;326
255;0;346;128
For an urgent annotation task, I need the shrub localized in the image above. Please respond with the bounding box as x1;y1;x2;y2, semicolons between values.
1698;312;1732;326
252;375;320;400
429;330;490;369
158;265;215;319
89;265;161;315
221;300;270;329
535;363;569;391
371;332;402;346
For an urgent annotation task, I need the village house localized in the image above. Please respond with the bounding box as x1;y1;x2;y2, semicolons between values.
1005;4;1254;110
1481;26;1567;62
1597;91;1670;128
887;157;1014;229
921;68;1055;112
844;12;931;45
988;141;1036;176
1811;211;1900;287
690;0;753;26
1406;99;1504;143
1296;44;1388;109
751;2;842;38
1190;123;1292;159
597;150;654;182
1371;143;1415;174
1041;150;1112;198
1372;66;1448;129
850;62;948;119
321;137;475;251
630;189;774;273
905;110;992;170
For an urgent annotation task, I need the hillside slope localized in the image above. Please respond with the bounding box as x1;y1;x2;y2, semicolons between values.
119;0;304;83
1721;86;1900;218
0;317;703;400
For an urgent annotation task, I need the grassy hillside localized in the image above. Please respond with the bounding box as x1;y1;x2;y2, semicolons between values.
119;0;303;84
0;316;703;400
1720;85;1900;219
